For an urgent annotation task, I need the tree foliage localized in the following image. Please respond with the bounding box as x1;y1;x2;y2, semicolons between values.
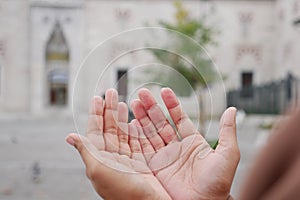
150;1;218;96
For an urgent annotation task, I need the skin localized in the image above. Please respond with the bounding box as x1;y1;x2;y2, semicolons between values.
66;89;171;200
66;88;240;200
131;88;240;200
239;108;300;200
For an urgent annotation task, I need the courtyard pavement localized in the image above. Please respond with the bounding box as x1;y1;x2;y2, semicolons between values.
0;112;278;200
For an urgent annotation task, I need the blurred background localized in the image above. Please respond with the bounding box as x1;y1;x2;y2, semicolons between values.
0;0;300;199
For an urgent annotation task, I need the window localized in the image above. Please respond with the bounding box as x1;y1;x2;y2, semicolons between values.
242;72;253;88
241;72;253;98
117;69;128;102
45;22;69;106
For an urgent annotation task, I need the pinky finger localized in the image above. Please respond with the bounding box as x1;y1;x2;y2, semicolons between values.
129;123;145;163
132;119;155;163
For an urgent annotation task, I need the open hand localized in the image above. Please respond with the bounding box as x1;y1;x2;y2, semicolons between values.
66;89;171;200
130;88;240;200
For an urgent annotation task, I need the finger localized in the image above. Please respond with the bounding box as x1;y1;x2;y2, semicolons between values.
117;102;131;157
87;96;104;133
129;122;146;163
86;96;105;150
103;89;119;153
138;88;178;144
215;107;240;161
161;88;199;139
131;99;165;151
132;119;155;163
66;133;99;179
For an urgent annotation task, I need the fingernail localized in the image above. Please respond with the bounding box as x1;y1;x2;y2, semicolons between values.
66;137;75;146
161;87;172;93
224;107;237;125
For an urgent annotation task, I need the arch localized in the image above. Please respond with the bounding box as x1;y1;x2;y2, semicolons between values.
45;22;69;106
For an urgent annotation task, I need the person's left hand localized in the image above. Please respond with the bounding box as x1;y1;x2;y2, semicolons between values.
130;88;240;200
66;89;171;200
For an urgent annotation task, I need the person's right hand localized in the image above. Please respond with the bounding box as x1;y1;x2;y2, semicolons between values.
66;89;171;200
130;88;240;200
239;108;300;200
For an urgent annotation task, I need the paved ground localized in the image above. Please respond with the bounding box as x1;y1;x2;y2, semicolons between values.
0;112;278;199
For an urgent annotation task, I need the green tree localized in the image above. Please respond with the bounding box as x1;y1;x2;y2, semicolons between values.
150;1;218;134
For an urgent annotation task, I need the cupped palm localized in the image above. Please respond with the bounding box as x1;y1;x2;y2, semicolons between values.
131;88;240;200
67;89;171;200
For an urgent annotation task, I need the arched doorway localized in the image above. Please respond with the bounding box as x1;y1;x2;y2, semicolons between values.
45;22;69;106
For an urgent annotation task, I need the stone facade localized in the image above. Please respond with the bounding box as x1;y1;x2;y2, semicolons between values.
0;0;298;116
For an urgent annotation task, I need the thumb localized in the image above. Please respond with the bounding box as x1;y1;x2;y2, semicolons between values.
215;107;240;159
66;133;98;178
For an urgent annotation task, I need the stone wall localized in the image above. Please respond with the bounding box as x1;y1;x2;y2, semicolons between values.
0;0;30;112
1;0;299;116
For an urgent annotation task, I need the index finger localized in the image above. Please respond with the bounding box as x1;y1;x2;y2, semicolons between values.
161;88;199;139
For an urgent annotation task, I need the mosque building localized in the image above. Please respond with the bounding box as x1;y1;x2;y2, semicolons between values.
0;0;299;116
